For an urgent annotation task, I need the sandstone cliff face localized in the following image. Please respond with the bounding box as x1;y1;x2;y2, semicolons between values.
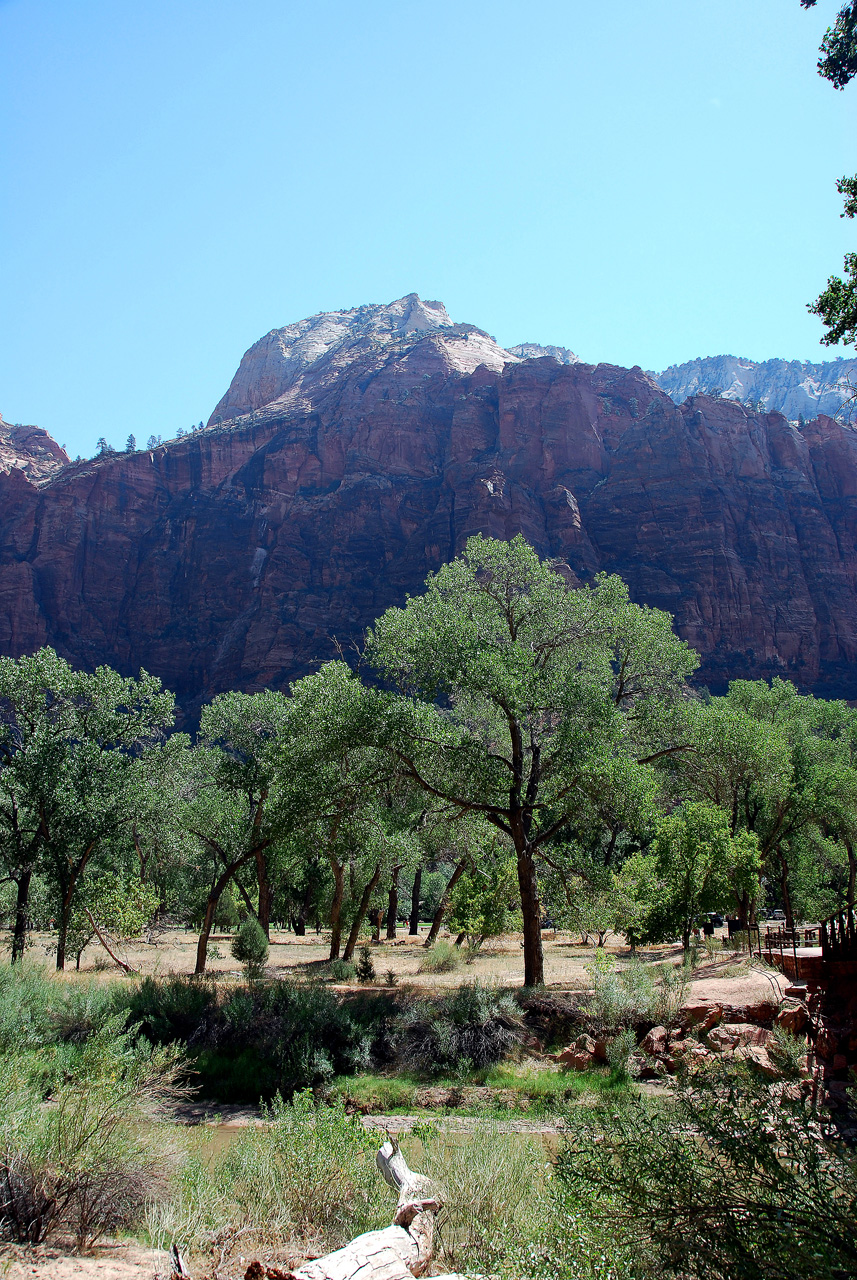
654;354;857;421
3;299;857;710
0;415;69;482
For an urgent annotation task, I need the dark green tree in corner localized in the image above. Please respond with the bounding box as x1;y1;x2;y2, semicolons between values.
802;1;857;348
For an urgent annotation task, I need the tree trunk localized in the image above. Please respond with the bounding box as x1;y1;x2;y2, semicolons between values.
255;847;272;939
778;854;795;931
845;837;856;907
56;882;76;971
409;866;422;935
195;847;259;974
516;845;544;987
424;857;468;948
386;864;402;940
288;1140;440;1280
11;868;32;965
343;861;382;961
329;858;345;960
371;908;382;943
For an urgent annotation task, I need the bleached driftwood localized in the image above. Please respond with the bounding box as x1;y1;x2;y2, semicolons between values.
289;1140;442;1280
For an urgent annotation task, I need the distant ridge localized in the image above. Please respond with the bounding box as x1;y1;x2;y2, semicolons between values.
652;354;857;421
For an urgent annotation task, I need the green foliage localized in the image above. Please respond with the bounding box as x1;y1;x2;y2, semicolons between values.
328;958;356;982
418;1123;545;1273
418;939;462;973
605;1027;638;1077
628;802;761;949
583;951;690;1033
768;1025;809;1078
0;1015;183;1248
393;982;520;1075
125;974;218;1044
231;915;269;980
366;533;697;984
354;944;375;984
447;847;521;948
555;1070;857;1280
222;1091;390;1250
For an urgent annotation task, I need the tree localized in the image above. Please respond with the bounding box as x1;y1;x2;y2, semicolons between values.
366;534;697;986
186;689;296;973
0;649;174;967
447;838;521;951
125;434;136;452
95;438;114;456
801;2;857;346
280;663;405;960
632;801;762;951
801;1;857;89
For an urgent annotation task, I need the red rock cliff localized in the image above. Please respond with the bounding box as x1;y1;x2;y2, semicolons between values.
2;298;857;710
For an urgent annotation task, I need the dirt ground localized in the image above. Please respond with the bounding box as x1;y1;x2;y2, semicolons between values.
0;1241;156;1279
28;924;783;1002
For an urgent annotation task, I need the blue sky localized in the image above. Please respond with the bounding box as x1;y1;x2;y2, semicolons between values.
1;0;854;458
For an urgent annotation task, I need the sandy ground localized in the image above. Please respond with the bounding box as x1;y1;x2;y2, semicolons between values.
0;1242;156;1279
27;924;783;999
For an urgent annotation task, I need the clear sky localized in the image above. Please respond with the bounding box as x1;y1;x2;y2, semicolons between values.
1;0;855;458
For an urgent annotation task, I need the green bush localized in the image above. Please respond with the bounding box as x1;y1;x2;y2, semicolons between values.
418;940;462;974
584;953;690;1033
0;1017;182;1249
328;958;356;983
394;982;520;1075
223;1091;391;1251
605;1027;637;1078
191;981;371;1100
768;1025;808;1079
553;1069;857;1280
231;916;269;980
419;1122;544;1272
124;974;218;1044
355;944;375;984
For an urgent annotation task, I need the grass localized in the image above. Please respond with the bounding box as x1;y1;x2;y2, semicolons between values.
329;1061;631;1115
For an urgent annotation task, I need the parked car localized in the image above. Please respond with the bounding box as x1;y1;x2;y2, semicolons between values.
769;908;786;921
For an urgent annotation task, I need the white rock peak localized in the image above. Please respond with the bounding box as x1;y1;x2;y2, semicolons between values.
209;294;529;424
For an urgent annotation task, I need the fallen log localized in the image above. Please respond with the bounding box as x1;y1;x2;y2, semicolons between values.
288;1139;441;1280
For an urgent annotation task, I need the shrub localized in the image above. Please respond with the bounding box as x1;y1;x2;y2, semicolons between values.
555;1069;857;1280
0;1019;182;1249
419;1122;543;1272
231;917;269;980
193;982;371;1100
768;1025;808;1079
223;1091;391;1251
355;945;375;984
703;934;723;959
584;953;690;1033
418;940;461;974
606;1027;637;1077
124;974;218;1045
328;958;356;983
394;982;521;1075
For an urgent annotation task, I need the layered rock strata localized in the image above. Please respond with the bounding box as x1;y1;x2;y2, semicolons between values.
3;297;857;712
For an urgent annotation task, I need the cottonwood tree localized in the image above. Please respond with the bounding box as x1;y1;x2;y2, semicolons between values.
670;680;857;927
0;649;173;967
185;689;301;973
366;534;697;986
273;663;408;960
626;801;762;952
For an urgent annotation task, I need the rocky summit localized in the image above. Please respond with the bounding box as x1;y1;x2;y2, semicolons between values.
3;294;857;713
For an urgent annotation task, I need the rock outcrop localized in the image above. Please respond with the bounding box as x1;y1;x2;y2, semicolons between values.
653;354;857;421
4;296;857;713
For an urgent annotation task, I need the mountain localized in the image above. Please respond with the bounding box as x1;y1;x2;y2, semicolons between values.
3;295;857;712
653;354;857;421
